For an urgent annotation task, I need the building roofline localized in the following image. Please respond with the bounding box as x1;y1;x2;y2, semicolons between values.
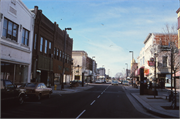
144;33;152;44
176;8;180;13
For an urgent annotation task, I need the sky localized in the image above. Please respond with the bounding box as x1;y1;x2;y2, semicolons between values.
22;0;179;77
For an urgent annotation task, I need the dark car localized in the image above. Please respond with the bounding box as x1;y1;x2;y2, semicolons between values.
19;82;52;101
1;79;26;105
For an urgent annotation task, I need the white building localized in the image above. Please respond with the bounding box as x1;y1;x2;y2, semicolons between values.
137;33;155;83
138;33;178;87
0;0;35;84
92;60;97;82
97;68;106;82
72;51;88;81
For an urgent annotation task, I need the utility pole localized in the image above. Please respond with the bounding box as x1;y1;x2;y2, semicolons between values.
61;28;71;90
154;53;157;98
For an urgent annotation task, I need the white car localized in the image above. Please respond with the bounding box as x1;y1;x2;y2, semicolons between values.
122;81;129;85
111;80;119;85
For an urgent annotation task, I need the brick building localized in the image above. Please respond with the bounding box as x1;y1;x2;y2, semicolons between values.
31;6;73;86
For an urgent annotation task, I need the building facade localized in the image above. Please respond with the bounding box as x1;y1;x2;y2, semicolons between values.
31;6;73;86
0;0;35;84
72;51;88;81
137;33;178;88
97;68;106;82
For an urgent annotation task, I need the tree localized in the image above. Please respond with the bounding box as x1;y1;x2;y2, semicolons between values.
158;24;179;108
115;72;123;80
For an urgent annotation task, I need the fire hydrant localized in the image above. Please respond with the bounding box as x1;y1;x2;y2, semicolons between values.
54;84;57;90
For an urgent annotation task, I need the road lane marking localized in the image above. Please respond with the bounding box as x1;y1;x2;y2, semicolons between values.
90;100;96;105
101;92;103;94
76;110;86;119
97;95;101;98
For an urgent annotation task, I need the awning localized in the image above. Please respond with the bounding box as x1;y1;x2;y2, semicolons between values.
135;66;144;76
173;71;180;77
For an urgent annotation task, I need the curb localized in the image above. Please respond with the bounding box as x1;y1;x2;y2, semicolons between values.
123;86;179;118
131;93;178;118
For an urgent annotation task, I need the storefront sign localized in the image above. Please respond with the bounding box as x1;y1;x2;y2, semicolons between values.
148;61;154;66
144;69;149;76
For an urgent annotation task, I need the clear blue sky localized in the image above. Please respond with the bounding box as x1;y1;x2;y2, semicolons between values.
22;0;179;77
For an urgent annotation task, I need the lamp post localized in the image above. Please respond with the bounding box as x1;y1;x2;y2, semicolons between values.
154;53;158;98
92;56;95;83
125;63;128;81
61;28;72;90
129;51;134;86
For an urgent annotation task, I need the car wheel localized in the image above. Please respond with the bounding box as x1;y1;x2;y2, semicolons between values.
37;94;41;101
18;95;24;105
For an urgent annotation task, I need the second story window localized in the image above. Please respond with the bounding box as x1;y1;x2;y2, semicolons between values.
59;51;62;60
57;49;59;60
3;18;18;42
34;34;37;49
49;42;51;55
62;52;64;59
54;48;56;58
44;40;47;54
163;56;167;67
22;28;29;46
40;37;43;52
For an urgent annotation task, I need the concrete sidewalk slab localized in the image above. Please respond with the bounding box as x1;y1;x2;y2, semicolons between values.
124;86;179;118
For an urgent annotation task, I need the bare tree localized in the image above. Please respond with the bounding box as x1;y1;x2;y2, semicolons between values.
158;24;179;108
115;72;123;80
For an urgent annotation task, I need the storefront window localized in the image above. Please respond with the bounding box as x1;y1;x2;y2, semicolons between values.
54;73;60;85
15;64;28;84
1;62;28;84
1;62;14;82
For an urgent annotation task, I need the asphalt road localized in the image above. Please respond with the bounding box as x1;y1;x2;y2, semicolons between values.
1;84;154;118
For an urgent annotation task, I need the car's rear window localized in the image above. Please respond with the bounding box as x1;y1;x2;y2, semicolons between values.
26;83;37;87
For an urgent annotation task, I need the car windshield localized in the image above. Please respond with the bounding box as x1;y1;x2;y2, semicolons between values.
26;83;37;87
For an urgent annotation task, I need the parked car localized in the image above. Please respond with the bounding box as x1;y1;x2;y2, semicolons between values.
111;80;119;85
1;79;26;105
19;82;52;101
122;80;129;85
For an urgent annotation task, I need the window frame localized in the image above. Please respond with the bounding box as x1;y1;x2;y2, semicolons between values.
40;37;43;52
162;56;167;67
44;39;47;54
34;34;37;49
2;17;19;42
22;28;30;46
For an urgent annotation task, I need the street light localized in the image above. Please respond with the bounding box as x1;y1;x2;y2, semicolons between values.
129;51;134;86
125;63;128;81
61;27;72;90
154;53;158;98
92;56;95;83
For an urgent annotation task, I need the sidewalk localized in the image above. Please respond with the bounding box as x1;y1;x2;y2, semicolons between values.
124;86;180;118
51;83;94;94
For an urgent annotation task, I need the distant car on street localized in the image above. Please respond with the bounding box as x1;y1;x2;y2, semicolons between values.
111;80;119;85
19;82;52;101
1;79;26;105
95;80;102;83
122;80;129;85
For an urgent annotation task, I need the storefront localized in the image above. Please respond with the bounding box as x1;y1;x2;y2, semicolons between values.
1;62;29;84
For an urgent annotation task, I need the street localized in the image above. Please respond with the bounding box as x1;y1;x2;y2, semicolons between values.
1;84;154;118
